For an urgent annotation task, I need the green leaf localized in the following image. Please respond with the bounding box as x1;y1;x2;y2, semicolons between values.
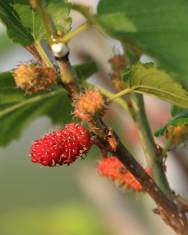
171;105;187;117
73;61;98;82
0;0;71;46
0;1;33;45
97;0;188;89
47;1;72;34
0;88;72;146
13;3;46;42
0;88;26;105
155;110;188;137
0;33;15;54
0;71;16;87
13;0;71;41
121;63;188;109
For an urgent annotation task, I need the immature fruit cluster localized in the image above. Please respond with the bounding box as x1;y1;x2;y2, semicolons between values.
166;125;188;146
73;90;105;121
30;123;91;167
98;156;152;192
13;63;57;93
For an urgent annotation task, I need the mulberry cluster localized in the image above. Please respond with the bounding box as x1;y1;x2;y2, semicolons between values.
98;156;152;192
30;123;91;167
13;63;57;93
73;90;105;121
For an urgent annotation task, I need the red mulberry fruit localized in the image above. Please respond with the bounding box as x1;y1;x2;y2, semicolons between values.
98;156;152;192
30;123;91;167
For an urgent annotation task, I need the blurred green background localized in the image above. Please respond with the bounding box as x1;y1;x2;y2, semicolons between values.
1;1;187;234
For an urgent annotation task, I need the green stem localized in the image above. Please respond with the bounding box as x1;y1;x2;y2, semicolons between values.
58;58;76;84
131;93;171;197
35;41;53;67
110;87;137;100
95;85;128;110
119;43;172;196
57;56;79;96
60;23;90;44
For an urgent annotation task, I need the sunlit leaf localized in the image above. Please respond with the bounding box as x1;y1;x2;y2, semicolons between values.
121;64;188;109
97;0;188;89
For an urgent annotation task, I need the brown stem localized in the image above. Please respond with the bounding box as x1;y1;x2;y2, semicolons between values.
26;44;43;63
57;55;79;95
176;195;188;213
94;118;188;234
113;133;188;234
64;75;188;233
24;3;188;234
130;94;171;196
33;50;188;235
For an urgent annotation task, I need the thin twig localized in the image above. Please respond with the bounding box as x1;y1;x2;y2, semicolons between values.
130;94;171;196
27;2;188;234
58;56;188;234
60;22;90;44
26;43;43;63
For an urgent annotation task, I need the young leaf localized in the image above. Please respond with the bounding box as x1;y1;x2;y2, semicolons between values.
155;110;188;137
0;0;71;46
47;1;72;34
0;1;33;45
121;64;188;109
14;1;72;41
170;105;187;117
97;0;188;89
13;3;47;42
